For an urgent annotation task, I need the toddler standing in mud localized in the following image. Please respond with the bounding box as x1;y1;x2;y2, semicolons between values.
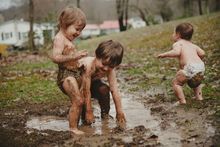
50;6;88;134
157;23;205;104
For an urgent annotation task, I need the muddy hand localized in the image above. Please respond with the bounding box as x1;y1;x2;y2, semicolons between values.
78;50;88;58
116;112;126;123
85;110;95;125
157;54;164;58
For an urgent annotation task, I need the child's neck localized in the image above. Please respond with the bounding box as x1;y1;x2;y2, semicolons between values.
60;29;71;41
177;38;191;42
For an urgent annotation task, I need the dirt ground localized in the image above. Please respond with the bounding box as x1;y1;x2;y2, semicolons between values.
0;53;219;147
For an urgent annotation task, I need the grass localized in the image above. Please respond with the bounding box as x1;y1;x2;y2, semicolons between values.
0;74;67;107
1;59;56;72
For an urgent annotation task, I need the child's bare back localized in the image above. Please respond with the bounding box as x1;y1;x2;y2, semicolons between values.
174;40;205;89
174;39;204;69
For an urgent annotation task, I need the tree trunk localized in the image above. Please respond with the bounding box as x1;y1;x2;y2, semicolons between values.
77;0;80;8
125;0;129;29
28;0;35;50
216;0;220;11
205;0;209;14
198;0;203;15
116;0;128;32
184;0;195;16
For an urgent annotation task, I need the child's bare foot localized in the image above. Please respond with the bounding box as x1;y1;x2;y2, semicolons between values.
70;128;85;135
173;101;186;107
196;97;203;101
192;96;203;101
179;99;186;104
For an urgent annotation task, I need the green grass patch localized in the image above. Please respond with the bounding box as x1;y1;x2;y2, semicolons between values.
2;59;56;72
0;75;66;107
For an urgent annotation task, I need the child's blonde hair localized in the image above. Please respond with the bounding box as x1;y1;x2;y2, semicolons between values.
58;6;86;30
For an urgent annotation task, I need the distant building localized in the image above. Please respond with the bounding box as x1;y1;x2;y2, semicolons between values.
81;24;100;39
128;17;146;29
99;20;119;35
0;20;55;47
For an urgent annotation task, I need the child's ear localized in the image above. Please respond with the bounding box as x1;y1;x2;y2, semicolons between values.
176;33;181;39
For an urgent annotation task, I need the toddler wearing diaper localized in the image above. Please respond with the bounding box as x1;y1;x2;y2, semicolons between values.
157;23;205;104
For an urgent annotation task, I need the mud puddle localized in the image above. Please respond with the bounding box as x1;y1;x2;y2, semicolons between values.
26;92;159;133
26;91;183;146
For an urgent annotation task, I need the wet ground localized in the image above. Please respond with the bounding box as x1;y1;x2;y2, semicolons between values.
0;53;219;147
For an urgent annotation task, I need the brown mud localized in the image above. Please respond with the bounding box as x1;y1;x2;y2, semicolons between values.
0;53;219;147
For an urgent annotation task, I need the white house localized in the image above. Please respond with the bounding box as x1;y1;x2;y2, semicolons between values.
128;17;146;29
81;24;100;39
0;20;55;47
99;21;120;35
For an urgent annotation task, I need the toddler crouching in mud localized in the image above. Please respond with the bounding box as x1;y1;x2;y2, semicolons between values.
157;23;205;104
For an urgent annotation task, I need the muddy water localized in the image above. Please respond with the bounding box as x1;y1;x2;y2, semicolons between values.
26;93;159;133
26;91;183;146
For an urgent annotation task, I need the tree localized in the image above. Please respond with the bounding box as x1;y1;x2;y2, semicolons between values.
184;0;193;17
215;0;220;11
129;4;149;25
28;0;36;50
205;0;210;14
77;0;80;8
198;0;203;15
116;0;129;32
159;1;172;21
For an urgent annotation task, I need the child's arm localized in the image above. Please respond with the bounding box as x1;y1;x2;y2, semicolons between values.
157;43;181;58
51;36;87;64
196;47;205;59
108;69;126;123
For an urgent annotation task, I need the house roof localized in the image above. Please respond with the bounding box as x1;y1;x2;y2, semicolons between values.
99;20;119;29
85;24;99;29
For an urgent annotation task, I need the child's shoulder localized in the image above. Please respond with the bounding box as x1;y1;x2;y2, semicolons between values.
173;40;183;48
54;32;65;42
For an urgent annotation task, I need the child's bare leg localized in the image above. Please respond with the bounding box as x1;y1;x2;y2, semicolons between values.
193;85;203;100
172;70;187;104
63;77;84;135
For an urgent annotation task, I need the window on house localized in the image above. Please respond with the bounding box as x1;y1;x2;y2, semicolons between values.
22;32;28;39
18;32;21;40
10;32;13;37
5;33;10;39
1;33;3;41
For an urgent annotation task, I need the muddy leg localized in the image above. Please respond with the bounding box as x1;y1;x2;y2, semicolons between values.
193;84;203;100
172;70;188;104
81;104;86;123
63;77;84;135
91;80;110;119
97;85;110;118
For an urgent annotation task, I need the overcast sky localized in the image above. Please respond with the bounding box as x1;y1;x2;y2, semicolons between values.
0;0;23;10
0;0;12;10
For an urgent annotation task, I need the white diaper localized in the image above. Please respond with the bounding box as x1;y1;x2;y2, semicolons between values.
183;62;205;79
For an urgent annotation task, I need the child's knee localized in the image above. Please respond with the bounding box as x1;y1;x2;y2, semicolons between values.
98;85;110;97
72;98;84;107
173;80;183;87
172;79;178;86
